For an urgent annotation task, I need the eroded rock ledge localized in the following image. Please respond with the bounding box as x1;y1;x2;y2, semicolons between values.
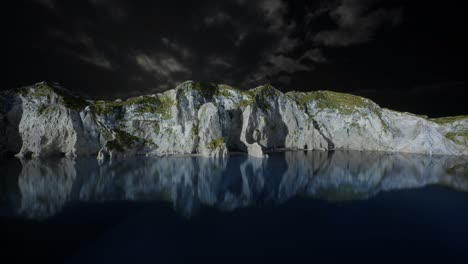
0;81;467;158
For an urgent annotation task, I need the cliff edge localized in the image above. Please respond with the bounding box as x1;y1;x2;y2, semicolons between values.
0;81;466;158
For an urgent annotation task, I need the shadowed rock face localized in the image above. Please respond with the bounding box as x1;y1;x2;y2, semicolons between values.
0;81;466;158
1;150;466;219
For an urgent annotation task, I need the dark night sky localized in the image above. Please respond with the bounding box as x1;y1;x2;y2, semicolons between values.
3;0;466;116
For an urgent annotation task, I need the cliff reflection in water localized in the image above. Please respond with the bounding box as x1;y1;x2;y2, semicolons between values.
1;150;467;219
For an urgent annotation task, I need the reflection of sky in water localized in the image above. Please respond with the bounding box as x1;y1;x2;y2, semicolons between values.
1;150;467;219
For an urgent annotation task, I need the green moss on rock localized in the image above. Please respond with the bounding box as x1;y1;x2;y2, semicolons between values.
193;82;219;99
191;123;199;136
17;82;89;112
235;98;255;108
37;104;48;115
207;137;225;151
153;123;160;135
216;85;236;98
37;104;59;115
107;130;140;152
350;122;361;130
59;95;89;112
373;108;389;132
288;90;375;115
430;115;468;125
233;84;278;110
153;96;174;119
100;128;113;141
91;95;174;119
288;90;390;132
175;81;219;101
177;82;250;105
445;130;468;145
128;95;174;118
92;100;122;116
17;83;52;97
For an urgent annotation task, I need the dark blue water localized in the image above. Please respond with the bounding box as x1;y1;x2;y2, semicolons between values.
1;150;467;263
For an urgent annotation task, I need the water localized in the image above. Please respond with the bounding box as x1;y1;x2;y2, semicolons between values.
0;150;467;262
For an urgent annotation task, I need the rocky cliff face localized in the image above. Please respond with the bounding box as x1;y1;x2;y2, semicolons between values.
0;81;467;158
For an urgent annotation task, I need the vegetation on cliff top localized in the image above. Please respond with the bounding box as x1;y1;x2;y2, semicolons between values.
429;116;468;146
16;82;52;97
176;81;247;104
233;84;279;110
17;82;89;111
92;95;174;119
12;82;465;134
287;90;390;131
286;90;376;115
430;115;468;125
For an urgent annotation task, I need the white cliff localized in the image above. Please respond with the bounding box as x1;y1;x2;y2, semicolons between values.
0;81;466;158
197;102;228;158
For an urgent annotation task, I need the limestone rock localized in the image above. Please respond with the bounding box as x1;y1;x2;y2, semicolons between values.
0;81;466;159
197;102;228;158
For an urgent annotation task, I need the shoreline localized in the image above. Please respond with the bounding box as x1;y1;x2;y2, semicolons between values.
2;148;468;161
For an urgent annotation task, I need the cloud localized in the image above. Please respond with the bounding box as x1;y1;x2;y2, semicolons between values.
300;49;327;63
161;38;192;58
135;53;190;77
305;5;333;25
88;0;127;21
221;0;325;86
258;0;287;31
194;0;309;87
134;53;192;91
49;29;114;70
277;75;292;84
25;1;405;95
275;34;300;53
209;57;233;68
35;0;128;21
268;55;311;74
76;53;113;69
257;0;301;53
234;31;248;47
204;12;232;26
247;54;312;85
33;0;62;16
202;8;248;47
313;0;402;47
408;81;465;95
34;0;56;10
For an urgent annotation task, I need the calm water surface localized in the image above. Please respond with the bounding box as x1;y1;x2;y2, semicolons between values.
1;150;467;263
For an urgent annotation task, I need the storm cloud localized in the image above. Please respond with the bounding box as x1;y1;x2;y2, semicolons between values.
26;0;403;90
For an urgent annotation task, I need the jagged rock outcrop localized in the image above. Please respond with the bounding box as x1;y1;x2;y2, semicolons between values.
0;81;467;158
197;103;228;158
